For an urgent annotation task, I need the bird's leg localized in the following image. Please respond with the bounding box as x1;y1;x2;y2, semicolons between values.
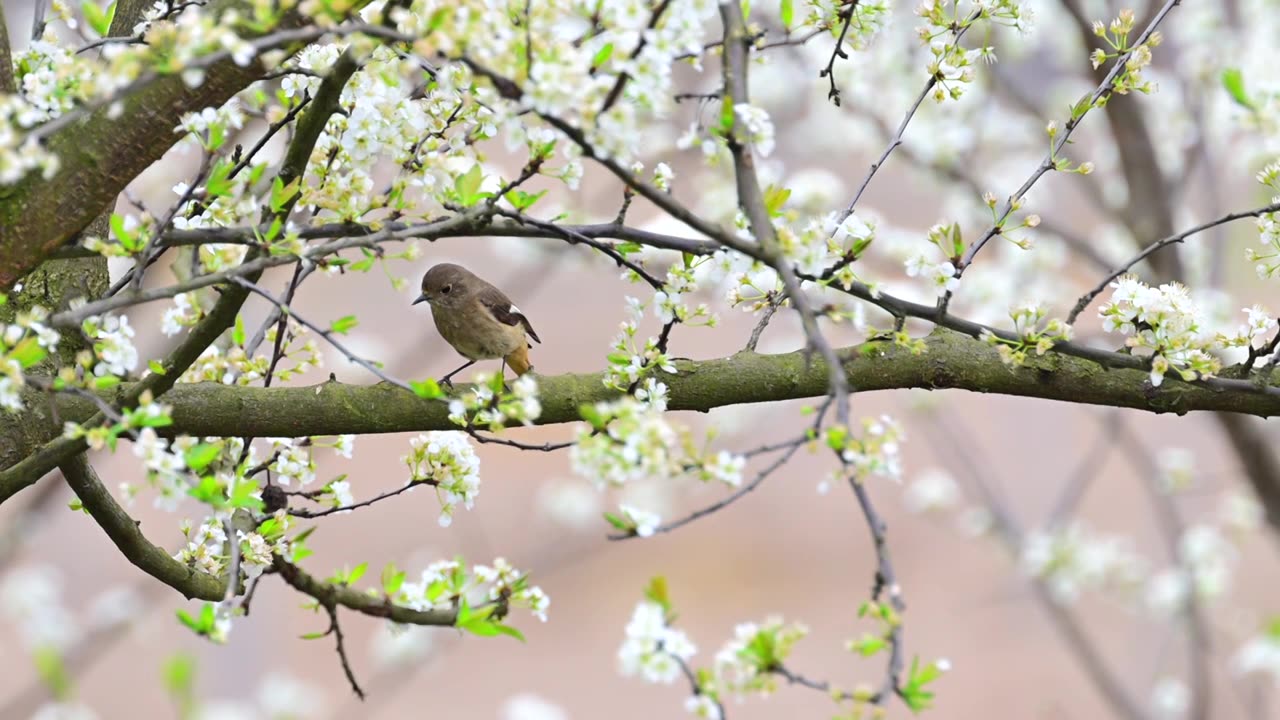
439;359;476;388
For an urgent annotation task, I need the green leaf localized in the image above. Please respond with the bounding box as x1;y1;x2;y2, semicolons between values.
825;426;848;451
1222;68;1256;110
93;375;121;390
411;378;445;399
34;647;72;699
949;223;964;258
763;185;791;217
109;212;137;252
347;561;369;586
851;633;887;657
300;630;329;640
504;189;546;211
718;95;736;136
780;0;793;29
592;42;615;69
149;359;167;375
491;623;526;642
329;315;359;335
184;443;222;473
382;563;406;595
229;479;265;511
578;403;606;429
603;511;630;532
454;163;484;206
187;475;224;506
162;652;196;698
82;0;114;36
644;576;672;615
9;337;47;369
204;160;234;198
232;313;246;346
270;176;301;214
615;241;643;255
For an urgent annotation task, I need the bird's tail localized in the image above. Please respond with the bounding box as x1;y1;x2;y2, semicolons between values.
505;344;533;376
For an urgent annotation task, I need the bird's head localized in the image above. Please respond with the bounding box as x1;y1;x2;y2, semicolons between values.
414;263;474;309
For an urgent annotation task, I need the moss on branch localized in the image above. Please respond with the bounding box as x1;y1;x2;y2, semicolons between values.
40;329;1280;440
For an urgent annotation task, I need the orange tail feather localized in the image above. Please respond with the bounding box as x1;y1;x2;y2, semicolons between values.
505;344;532;376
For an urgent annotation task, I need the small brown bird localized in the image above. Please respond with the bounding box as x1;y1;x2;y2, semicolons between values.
413;263;541;385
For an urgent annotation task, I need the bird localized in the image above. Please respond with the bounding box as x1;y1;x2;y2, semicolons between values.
412;263;541;386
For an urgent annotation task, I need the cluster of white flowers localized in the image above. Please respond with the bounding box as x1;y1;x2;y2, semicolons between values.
1020;522;1146;603
173;512;295;587
915;1;1033;101
160;293;205;336
63;392;174;454
179;325;321;386
618;600;697;684
905;253;959;297
0;305;62;412
446;373;542;429
654;263;715;326
267;437;318;487
603;297;679;391
1233;622;1280;685
1099;276;1221;387
0;565;80;651
394;557;549;623
981;302;1074;366
474;557;551;622
572;396;681;489
1088;10;1161;96
902;468;961;514
83;314;139;378
732;104;776;158
1177;524;1236;600
822;415;906;492
713;617;810;697
615;503;662;538
130;428;192;510
404;432;481;527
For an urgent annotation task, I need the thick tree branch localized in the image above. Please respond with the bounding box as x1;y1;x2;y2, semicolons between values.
1;51;358;502
0;4;14;94
36;328;1280;449
59;453;225;600
0;0;310;291
273;556;456;625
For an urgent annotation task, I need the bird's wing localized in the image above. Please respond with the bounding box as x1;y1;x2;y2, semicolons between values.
478;285;541;343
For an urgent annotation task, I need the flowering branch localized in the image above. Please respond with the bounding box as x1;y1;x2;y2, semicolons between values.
948;0;1183;305
1068;201;1280;323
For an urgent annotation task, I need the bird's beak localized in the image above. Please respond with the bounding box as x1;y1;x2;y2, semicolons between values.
412;294;428;305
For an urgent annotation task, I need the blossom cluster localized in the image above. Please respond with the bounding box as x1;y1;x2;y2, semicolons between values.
446;373;542;430
173;511;296;590
603;298;679;391
981;302;1074;366
618;600;697;685
393;556;549;624
822;415;906;492
403;431;482;527
0;304;62;412
712;617;810;697
1099;276;1221;387
1020;522;1147;603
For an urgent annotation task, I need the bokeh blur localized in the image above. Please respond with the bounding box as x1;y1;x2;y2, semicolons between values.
3;1;1279;719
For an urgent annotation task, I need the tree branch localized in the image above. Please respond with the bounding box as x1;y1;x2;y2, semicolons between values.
0;0;309;290
0;3;14;94
34;327;1280;450
59;453;225;600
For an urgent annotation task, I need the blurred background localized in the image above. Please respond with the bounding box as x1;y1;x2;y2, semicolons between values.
2;0;1279;718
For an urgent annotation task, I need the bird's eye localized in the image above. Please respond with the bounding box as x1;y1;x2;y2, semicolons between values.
441;285;452;294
